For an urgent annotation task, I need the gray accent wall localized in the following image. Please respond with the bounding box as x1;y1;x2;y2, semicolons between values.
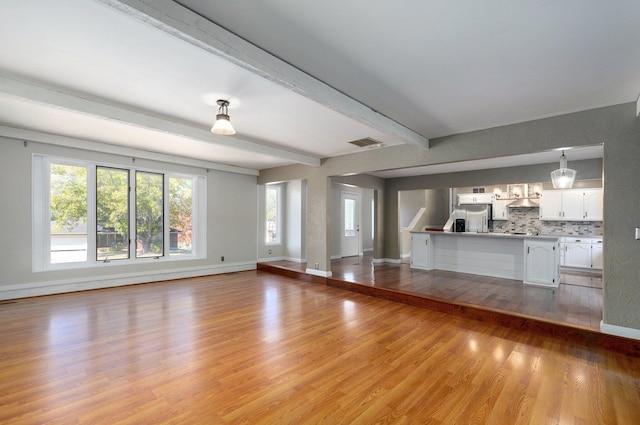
259;103;640;332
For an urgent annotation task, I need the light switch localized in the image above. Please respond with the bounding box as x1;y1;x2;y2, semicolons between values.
636;227;640;240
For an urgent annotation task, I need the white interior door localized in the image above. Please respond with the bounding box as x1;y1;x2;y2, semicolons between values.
341;192;360;257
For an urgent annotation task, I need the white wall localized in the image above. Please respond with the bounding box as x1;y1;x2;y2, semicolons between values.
0;137;258;299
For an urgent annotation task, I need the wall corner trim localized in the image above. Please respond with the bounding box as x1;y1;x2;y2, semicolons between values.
600;320;640;341
305;268;332;277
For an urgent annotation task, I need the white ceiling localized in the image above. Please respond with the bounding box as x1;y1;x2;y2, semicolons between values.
1;0;638;175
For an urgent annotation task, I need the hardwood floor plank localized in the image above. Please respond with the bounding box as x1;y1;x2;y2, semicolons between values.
0;271;638;424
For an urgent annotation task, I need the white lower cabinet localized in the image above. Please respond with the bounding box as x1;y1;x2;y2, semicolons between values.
591;242;603;269
560;237;603;270
410;233;434;270
524;239;559;288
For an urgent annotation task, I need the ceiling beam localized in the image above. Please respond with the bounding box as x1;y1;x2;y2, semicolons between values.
98;0;429;150
0;76;321;166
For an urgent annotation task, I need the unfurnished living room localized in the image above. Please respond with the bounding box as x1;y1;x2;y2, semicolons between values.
1;1;640;424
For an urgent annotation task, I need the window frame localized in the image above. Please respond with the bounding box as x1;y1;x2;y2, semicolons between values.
264;184;283;246
33;154;206;272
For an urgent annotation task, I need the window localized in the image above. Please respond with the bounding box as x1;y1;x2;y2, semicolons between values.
135;171;164;258
265;184;281;245
34;155;205;271
371;198;375;239
96;167;130;261
49;163;88;264
344;198;356;237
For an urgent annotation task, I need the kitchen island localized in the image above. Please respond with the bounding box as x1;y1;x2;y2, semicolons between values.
410;231;560;288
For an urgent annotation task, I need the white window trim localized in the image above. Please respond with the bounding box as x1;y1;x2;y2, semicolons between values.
33;154;206;272
265;184;283;246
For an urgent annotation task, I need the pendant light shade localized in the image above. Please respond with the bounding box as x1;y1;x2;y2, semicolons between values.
211;99;236;135
550;151;576;189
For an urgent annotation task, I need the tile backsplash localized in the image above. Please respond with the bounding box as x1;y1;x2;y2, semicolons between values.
491;207;603;236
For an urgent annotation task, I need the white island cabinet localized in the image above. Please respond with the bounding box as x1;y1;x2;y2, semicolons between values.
524;239;559;288
411;232;434;270
410;232;559;287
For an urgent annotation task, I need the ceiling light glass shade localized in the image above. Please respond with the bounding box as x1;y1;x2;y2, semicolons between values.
551;168;576;189
550;151;576;189
211;114;236;135
211;99;236;135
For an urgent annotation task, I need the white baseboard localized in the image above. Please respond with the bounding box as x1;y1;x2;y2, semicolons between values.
257;256;285;262
305;268;332;278
283;256;305;263
0;262;256;301
331;254;342;260
380;258;402;264
600;321;640;340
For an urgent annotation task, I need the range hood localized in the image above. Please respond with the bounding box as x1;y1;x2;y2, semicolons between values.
506;198;539;208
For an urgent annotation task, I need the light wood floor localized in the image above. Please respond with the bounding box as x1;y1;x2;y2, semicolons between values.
1;271;638;424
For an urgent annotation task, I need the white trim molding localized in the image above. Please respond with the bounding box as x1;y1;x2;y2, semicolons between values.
305;268;332;278
0;262;256;301
600;321;640;341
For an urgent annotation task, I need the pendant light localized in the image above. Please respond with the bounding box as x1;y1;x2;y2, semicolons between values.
550;150;576;189
211;99;236;135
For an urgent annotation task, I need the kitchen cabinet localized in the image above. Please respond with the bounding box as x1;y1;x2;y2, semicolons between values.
560;237;603;270
582;189;604;221
539;189;603;221
591;242;603;269
524;239;559;288
492;199;510;220
458;193;494;205
411;233;434;270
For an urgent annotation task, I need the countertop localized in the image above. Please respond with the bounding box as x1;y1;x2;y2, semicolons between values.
410;230;560;240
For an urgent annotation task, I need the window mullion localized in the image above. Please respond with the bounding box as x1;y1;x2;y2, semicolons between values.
87;165;97;262
129;169;136;259
164;174;170;257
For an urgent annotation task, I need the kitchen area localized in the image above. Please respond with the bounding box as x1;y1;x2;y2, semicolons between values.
404;179;603;290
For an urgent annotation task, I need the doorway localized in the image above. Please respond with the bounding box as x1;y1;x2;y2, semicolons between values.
341;192;360;257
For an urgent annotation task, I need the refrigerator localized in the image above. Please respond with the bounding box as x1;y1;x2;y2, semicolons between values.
448;204;491;233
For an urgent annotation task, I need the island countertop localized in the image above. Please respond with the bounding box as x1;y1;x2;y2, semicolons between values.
411;230;560;241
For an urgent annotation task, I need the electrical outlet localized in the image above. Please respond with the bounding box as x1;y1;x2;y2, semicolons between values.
221;256;224;261
268;249;272;254
315;262;319;269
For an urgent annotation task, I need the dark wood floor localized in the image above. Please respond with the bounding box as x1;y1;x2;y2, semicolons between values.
263;253;603;330
1;271;638;424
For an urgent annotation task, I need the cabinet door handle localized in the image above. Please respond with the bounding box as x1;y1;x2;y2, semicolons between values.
527;246;530;254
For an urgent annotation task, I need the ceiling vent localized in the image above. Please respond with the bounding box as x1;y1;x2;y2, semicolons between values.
348;137;383;148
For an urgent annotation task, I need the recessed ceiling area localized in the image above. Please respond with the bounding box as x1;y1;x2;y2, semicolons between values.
0;0;637;174
367;145;604;179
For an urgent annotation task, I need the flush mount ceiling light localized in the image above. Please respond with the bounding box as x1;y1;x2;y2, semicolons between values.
211;99;236;135
550;150;576;189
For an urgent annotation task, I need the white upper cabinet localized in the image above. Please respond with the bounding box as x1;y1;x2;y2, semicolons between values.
458;193;494;204
539;189;603;221
582;189;604;221
492;199;510;220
